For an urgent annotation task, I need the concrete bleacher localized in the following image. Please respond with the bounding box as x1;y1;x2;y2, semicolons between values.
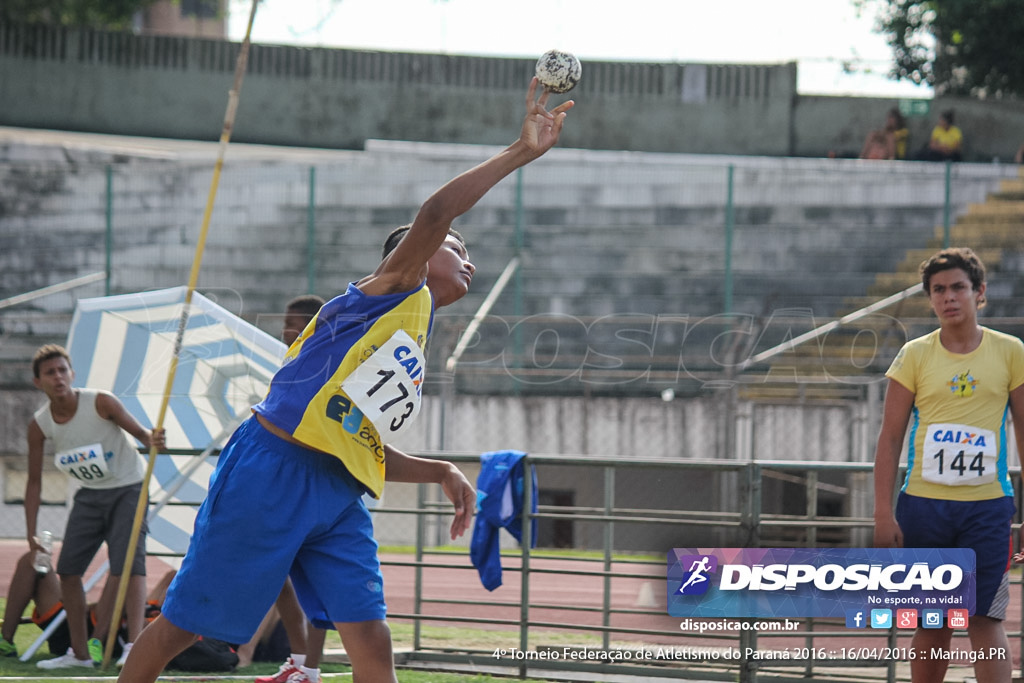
1;128;1021;400
740;168;1024;400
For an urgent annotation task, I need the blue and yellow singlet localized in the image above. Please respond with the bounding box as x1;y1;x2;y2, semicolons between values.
254;282;434;497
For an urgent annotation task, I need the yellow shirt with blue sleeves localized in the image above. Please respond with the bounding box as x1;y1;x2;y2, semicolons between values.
887;327;1024;501
254;282;433;498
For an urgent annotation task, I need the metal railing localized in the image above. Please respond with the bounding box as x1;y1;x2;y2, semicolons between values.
0;271;105;311
381;453;1022;683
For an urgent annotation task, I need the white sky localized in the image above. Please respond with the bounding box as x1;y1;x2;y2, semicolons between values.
228;0;933;99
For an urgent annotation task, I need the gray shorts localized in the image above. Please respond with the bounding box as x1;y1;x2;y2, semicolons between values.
56;482;148;577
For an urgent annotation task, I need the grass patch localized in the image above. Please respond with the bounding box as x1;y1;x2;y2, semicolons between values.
387;621;607;651
0;598;565;682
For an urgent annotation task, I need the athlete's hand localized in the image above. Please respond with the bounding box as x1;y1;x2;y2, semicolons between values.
519;77;573;159
440;463;476;540
873;516;903;548
146;428;166;451
1015;526;1024;563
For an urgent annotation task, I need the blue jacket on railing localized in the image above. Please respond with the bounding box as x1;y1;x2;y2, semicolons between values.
469;450;538;591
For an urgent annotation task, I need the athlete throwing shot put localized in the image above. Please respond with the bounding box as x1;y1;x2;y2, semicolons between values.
118;79;573;683
873;248;1024;683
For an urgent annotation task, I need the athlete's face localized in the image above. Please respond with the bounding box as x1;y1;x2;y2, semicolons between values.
426;235;475;307
927;267;984;326
34;356;75;399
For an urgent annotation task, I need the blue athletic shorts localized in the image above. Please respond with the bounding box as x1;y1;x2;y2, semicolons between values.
896;493;1014;619
161;416;386;644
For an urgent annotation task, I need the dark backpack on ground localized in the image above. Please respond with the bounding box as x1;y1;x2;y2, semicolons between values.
167;636;239;672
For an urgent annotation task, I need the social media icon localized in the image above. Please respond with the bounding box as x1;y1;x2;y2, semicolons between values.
870;609;892;629
948;609;969;629
922;609;944;628
845;609;866;629
896;609;917;629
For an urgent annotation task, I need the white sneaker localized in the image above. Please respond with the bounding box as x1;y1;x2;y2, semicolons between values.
116;642;133;668
37;648;95;669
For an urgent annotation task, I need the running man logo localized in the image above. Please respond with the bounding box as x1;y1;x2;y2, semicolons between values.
676;554;718;595
948;371;978;398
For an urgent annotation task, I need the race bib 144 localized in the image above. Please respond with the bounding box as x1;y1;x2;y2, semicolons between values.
921;423;997;486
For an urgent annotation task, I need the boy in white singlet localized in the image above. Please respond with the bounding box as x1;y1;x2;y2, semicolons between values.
26;344;165;669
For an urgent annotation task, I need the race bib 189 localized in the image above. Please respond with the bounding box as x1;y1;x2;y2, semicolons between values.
921;423;997;486
54;442;110;483
342;330;425;439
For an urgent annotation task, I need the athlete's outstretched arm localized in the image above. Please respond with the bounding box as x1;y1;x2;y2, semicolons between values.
358;78;573;297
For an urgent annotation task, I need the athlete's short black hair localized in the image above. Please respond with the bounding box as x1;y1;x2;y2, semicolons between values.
920;247;986;306
32;344;71;378
382;224;466;260
285;294;325;318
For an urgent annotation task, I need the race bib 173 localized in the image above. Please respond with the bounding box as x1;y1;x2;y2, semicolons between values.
341;330;425;439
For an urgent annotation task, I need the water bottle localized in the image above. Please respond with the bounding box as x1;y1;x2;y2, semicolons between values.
33;530;53;574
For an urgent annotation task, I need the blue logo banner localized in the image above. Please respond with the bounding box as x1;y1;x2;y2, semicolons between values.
667;548;975;618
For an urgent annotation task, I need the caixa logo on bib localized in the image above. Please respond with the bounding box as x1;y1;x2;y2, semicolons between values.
667;548;976;618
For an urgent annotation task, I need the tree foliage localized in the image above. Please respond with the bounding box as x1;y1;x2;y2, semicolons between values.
858;0;1024;97
0;0;158;30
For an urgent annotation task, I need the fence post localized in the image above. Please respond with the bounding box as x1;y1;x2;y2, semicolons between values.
724;164;735;313
741;463;762;547
105;164;113;296
739;461;760;683
306;165;317;294
739;626;758;683
942;160;952;248
513;168;525;385
413;483;425;651
805;471;818;547
602;465;615;651
518;458;533;679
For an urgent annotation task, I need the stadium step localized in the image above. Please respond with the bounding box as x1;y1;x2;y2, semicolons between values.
747;181;1024;401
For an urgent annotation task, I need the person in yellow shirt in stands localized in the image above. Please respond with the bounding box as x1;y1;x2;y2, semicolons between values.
859;108;909;161
919;109;963;161
885;108;909;160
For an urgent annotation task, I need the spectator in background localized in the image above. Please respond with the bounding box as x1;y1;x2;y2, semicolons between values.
860;129;893;160
885;108;909;160
0;549;120;659
1014;143;1024;164
918;109;964;161
860;108;908;161
281;295;325;347
254;293;328;683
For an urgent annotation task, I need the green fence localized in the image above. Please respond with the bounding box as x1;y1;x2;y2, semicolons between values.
381;454;1023;683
